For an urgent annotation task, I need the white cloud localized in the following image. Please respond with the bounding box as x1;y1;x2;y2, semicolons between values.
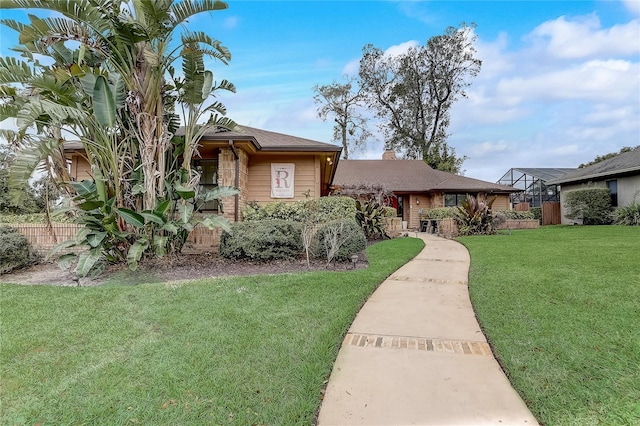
342;58;360;76
549;144;580;155
528;14;640;58
474;32;514;79
623;0;640;16
495;59;638;103
468;141;511;157
384;40;419;58
224;16;239;29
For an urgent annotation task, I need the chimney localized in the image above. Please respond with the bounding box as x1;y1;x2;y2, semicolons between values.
382;149;396;160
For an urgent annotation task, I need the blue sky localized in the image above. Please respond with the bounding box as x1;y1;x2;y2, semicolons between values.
1;1;639;182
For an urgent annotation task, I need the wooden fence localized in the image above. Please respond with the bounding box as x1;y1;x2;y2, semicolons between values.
542;202;561;225
9;223;222;255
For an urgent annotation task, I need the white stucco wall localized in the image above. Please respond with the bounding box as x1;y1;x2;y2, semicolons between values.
558;174;640;224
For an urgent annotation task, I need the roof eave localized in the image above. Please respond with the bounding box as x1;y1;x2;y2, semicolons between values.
548;166;640;185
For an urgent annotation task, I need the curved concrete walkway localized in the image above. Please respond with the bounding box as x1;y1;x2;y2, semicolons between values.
318;233;539;426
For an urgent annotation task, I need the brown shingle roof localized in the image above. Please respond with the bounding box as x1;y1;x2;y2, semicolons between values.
546;148;640;185
199;125;342;152
333;160;517;193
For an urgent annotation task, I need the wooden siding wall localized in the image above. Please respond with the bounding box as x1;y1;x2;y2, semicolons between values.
492;194;510;211
68;155;92;181
247;155;320;204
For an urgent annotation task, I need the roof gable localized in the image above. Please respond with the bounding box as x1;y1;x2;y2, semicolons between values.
333;160;516;193
198;125;342;152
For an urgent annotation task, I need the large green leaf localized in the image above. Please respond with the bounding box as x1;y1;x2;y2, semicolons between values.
93;75;116;127
56;253;77;270
178;202;194;224
154;199;172;216
161;222;179;234
91;165;108;203
151;235;168;257
200;214;232;233
140;211;165;225
86;231;107;248
127;238;149;271
174;184;196;200
202;70;213;99
116;208;145;228
47;239;77;261
75;248;102;277
74;227;91;244
199;186;239;203
70;180;97;198
77;200;104;211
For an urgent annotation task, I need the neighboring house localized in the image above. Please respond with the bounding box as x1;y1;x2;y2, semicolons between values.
332;150;518;229
546;148;640;224
65;125;342;221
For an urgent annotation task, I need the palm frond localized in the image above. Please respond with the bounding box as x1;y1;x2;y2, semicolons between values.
170;0;228;30
2;0;109;32
7;136;62;205
0;56;34;84
181;31;231;62
17;98;88;131
0;18;29;35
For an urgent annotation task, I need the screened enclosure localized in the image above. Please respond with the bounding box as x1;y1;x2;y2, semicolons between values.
497;168;575;207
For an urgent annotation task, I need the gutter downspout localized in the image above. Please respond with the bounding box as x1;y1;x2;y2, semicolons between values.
229;140;239;222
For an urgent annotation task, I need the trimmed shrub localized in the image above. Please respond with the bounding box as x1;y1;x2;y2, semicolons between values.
499;210;535;220
530;207;542;221
219;220;303;261
422;207;457;219
382;206;397;218
0;226;38;273
613;202;640;226
242;196;356;223
564;187;612;225
314;219;366;262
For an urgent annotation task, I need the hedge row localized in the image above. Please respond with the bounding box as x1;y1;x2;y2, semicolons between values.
220;219;365;262
242;196;357;223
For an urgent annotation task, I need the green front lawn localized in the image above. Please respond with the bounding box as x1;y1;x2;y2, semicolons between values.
460;226;640;426
0;237;424;425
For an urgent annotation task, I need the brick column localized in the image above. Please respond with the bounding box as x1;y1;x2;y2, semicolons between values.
218;148;236;221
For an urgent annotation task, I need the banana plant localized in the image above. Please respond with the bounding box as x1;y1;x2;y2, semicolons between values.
2;0;237;275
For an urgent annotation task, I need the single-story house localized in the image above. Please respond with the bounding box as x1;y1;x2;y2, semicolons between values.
65;125;343;221
65;127;519;230
332;150;518;229
546;148;640;224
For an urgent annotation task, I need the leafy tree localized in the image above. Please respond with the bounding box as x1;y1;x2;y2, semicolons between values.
0;0;238;276
578;146;639;168
313;75;371;159
358;23;481;173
